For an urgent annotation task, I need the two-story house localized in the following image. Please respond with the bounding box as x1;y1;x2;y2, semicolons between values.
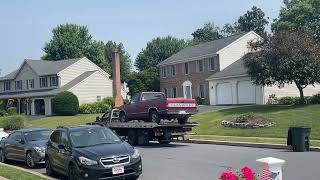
0;57;127;116
158;31;260;104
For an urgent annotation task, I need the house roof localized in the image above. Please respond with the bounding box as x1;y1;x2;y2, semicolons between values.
206;58;248;80
158;32;247;66
0;58;82;81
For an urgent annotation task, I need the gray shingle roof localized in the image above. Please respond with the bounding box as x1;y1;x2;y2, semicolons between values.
207;58;248;80
158;33;246;66
0;58;82;81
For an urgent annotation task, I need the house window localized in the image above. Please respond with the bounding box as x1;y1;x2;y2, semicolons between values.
50;76;58;87
171;87;177;98
97;96;102;102
27;79;34;89
4;81;11;91
164;88;168;97
170;65;176;76
183;62;189;74
162;67;167;78
15;80;22;90
40;77;48;88
198;84;205;98
208;57;215;71
196;60;204;72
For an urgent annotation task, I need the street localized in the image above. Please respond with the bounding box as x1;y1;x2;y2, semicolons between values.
6;142;320;180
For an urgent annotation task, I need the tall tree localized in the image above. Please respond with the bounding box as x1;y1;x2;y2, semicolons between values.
243;31;320;103
42;23;92;60
272;0;320;40
86;40;108;71
237;6;269;35
221;23;240;37
135;36;188;71
191;22;223;44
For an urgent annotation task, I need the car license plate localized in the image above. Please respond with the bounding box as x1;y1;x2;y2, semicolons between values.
179;110;187;114
112;166;124;175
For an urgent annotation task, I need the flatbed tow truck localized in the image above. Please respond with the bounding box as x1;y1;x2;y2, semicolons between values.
91;109;198;145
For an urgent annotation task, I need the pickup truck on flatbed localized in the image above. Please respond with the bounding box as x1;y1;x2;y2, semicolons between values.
93;109;198;145
118;92;198;124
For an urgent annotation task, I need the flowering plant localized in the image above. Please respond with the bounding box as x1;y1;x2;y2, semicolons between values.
220;166;258;180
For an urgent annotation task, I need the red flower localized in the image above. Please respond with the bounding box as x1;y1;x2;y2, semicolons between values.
241;166;255;180
220;172;237;180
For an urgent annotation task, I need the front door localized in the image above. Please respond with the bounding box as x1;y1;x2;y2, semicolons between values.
184;86;192;99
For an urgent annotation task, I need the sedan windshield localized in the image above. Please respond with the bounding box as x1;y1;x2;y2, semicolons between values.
70;127;121;148
24;130;53;142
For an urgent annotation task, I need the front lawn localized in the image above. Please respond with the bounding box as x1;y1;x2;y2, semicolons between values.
0;164;46;180
190;105;320;140
26;114;101;129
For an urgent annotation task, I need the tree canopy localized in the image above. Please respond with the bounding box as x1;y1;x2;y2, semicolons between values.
191;22;223;43
272;0;320;40
237;6;269;35
243;31;320;103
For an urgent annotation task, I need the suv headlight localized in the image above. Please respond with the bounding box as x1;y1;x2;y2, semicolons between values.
132;149;140;160
78;156;98;166
34;146;45;153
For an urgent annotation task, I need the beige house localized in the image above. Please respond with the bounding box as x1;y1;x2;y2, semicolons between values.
0;57;128;115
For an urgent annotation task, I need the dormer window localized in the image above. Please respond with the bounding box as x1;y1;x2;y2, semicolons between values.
40;77;48;88
15;80;22;90
4;81;11;91
50;76;58;87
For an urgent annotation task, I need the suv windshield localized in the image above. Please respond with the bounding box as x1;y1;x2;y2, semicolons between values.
70;127;121;148
24;130;53;142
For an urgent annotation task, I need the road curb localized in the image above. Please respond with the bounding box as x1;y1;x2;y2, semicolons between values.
0;162;54;180
177;139;320;152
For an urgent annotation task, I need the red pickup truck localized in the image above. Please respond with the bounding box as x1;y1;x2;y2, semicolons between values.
118;92;198;124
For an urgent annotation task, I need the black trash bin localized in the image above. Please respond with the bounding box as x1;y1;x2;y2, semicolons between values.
287;127;311;152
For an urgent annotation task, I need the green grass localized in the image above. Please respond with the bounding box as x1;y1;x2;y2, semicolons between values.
0;164;46;180
190;105;320;140
26;114;101;129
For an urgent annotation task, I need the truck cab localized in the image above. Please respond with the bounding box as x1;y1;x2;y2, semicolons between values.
118;92;198;124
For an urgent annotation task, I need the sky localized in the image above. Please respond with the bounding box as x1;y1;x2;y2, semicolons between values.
0;0;284;75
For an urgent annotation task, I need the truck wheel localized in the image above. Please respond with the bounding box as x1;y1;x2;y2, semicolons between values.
128;130;137;145
178;116;189;124
119;112;128;122
137;130;149;145
149;111;160;124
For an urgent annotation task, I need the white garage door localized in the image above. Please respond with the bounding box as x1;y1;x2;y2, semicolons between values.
237;81;256;104
216;83;232;105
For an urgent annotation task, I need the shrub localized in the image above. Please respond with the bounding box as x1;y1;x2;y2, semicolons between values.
235;112;255;123
0;110;6;117
102;97;115;107
52;91;79;115
267;94;278;104
0;116;24;130
196;97;205;105
277;96;298;105
6;107;17;115
310;93;320;104
79;102;111;114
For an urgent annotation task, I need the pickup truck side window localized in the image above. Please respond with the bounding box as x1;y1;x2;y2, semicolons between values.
142;93;164;101
131;94;140;104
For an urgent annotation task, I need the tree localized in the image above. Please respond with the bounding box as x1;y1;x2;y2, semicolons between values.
237;6;269;35
126;67;160;96
135;36;188;71
42;23;92;60
243;31;320;103
191;22;223;43
104;41;132;82
86;40;108;71
272;0;320;40
221;23;240;37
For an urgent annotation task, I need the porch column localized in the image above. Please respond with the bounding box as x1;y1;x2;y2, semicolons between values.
30;99;35;115
44;97;52;116
17;99;21;114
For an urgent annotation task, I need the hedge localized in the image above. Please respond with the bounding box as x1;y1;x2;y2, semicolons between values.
52;91;79;115
274;93;320;105
79;97;114;114
0;116;24;130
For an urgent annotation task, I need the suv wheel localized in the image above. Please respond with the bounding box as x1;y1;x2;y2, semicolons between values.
68;164;79;180
119;112;128;122
149;111;160;124
178;116;188;124
46;157;55;177
0;149;6;163
26;152;35;168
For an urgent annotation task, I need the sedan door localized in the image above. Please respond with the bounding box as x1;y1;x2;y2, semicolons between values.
10;132;26;161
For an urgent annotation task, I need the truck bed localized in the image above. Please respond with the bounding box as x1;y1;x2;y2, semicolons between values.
105;121;198;129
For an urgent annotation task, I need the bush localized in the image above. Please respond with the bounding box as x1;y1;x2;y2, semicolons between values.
310;93;320;104
52;91;79;115
0;116;24;130
6;107;17;116
196;97;205;105
267;94;278;104
0;110;6;117
102;97;115;107
235;112;255;123
79;102;111;114
277;96;299;105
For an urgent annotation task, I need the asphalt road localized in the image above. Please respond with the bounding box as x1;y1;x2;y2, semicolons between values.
6;142;320;180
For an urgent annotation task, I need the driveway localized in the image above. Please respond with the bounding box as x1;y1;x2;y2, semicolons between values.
6;142;320;180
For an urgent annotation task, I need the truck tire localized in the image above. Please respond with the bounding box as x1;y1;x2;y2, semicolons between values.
149;110;160;124
128;130;137;145
178;116;189;124
137;130;149;145
119;112;128;122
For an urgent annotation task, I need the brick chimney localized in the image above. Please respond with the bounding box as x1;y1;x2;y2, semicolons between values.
112;49;123;108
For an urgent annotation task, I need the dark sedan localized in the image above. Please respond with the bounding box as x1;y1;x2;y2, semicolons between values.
0;128;53;168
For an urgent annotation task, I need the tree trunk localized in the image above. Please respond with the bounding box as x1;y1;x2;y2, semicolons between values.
295;82;305;104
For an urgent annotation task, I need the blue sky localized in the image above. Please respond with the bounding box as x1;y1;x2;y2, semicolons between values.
0;0;283;75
